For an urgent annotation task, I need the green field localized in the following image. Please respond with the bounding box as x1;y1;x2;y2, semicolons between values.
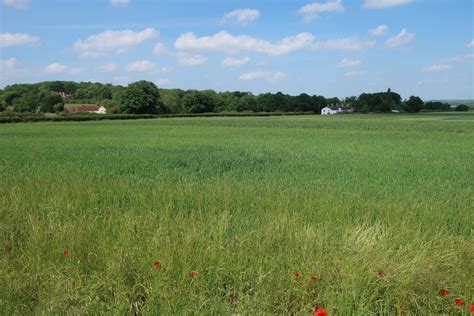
1;113;473;314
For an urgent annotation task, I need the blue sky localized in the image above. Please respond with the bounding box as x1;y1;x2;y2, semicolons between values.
1;0;473;99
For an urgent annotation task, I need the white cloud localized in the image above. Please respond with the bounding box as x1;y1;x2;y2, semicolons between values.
422;64;451;72
222;57;250;68
386;28;415;48
222;9;260;26
312;37;375;51
239;71;287;82
175;31;315;56
45;63;68;74
369;25;389;36
0;32;39;48
467;40;474;48
110;0;129;6
2;0;28;10
298;0;344;22
155;78;170;86
344;70;368;77
177;53;207;66
73;28;158;58
338;58;361;67
97;63;117;72
153;42;172;56
363;0;411;9
125;60;155;72
441;53;474;63
0;57;17;71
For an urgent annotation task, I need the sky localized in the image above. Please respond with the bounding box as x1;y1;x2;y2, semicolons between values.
0;0;473;100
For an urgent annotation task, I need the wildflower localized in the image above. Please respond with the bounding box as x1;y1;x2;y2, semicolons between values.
455;298;463;306
469;304;474;313
439;289;449;296
190;271;197;278
311;275;318;283
300;282;305;286
153;261;161;270
314;306;328;316
63;248;70;257
294;273;302;279
378;270;385;278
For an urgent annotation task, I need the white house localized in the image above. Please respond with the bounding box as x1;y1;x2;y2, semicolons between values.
321;106;343;115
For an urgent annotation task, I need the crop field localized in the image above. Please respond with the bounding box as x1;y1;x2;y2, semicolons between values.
0;113;473;314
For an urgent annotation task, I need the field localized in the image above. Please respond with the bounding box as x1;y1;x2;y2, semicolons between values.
0;113;473;314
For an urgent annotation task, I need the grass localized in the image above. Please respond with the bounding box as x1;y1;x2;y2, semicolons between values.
0;113;473;314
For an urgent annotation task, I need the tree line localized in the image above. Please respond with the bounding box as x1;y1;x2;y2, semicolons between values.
0;80;465;115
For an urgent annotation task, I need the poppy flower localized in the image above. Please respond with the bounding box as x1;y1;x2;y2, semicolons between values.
455;298;463;306
439;289;449;296
153;261;161;270
294;273;302;279
469;304;474;313
190;271;197;278
378;270;385;278
300;282;305;286
311;276;318;283
313;306;328;316
63;248;70;257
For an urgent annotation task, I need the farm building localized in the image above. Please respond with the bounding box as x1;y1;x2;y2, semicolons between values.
321;106;343;115
65;104;107;114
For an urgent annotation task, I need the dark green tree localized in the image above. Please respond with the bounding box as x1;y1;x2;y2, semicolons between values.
119;81;165;114
182;90;216;113
455;104;468;111
403;96;424;113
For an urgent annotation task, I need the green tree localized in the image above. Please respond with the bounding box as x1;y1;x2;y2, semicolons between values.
403;96;424;113
12;92;40;112
119;81;166;114
39;92;63;113
182;90;216;113
455;104;468;111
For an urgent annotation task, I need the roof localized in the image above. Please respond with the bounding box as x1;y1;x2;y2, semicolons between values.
65;104;101;113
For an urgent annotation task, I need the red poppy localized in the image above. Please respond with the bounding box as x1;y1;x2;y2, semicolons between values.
378;270;385;278
190;271;197;278
439;289;449;296
294;273;302;279
63;248;70;257
469;304;474;313
300;282;305;286
153;261;161;270
311;276;318;283
455;298;463;306
313;306;328;316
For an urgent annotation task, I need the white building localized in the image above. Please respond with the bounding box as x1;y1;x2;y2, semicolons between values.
321;106;343;115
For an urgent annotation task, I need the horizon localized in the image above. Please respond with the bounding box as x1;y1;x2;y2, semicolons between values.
1;0;473;100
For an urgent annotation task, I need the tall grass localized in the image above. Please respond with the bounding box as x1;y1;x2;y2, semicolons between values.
0;113;473;314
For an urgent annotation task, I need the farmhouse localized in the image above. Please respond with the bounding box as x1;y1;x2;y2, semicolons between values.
321;106;343;115
65;104;107;114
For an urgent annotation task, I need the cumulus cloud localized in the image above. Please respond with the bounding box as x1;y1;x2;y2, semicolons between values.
222;9;260;26
222;57;250;68
0;57;18;72
239;71;287;82
2;0;28;10
422;64;451;72
45;63;68;74
344;70;368;77
177;53;207;66
73;28;158;58
153;42;172;56
386;28;414;48
338;58;361;67
467;40;474;48
0;32;39;48
312;37;375;51
175;31;315;56
125;60;155;72
110;0;129;6
97;63;117;72
298;0;344;22
363;0;411;9
369;25;389;36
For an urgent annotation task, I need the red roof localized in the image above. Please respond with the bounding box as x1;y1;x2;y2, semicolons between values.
66;105;101;113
